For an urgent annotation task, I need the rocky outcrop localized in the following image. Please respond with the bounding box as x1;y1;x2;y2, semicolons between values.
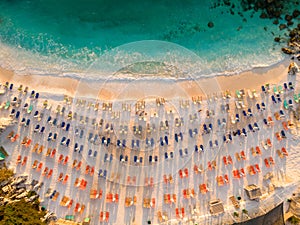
281;24;300;56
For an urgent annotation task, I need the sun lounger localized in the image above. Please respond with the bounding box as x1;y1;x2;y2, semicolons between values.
282;121;289;131
266;138;272;147
58;154;64;163
63;156;69;165
269;157;275;165
275;132;282;141
248;165;256;175
11;134;19;142
235;153;241;161
74;203;80;213
200;184;209;194
281;147;288;156
240;168;245;177
58;173;63;182
264;158;270;168
36;162;43;172
22;156;28;166
4;101;10;110
7;131;14;139
232;170;241;179
277;149;284;158
16;155;22;165
63;175;69;184
47;169;53;178
255;164;261;173
50;149;56;158
217;176;224;186
240;151;246;160
256;146;262;155
32;160;38;169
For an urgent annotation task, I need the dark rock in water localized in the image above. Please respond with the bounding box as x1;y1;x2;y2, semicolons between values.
292;9;300;18
208;22;214;28
273;19;279;25
274;11;281;18
298;24;300;29
260;12;268;19
287;21;294;26
279;24;287;30
285;14;293;21
223;0;230;6
274;37;281;42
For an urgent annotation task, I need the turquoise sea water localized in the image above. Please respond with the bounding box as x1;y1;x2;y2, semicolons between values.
0;0;299;79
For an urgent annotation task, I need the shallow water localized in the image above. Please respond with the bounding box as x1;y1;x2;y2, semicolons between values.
0;0;298;79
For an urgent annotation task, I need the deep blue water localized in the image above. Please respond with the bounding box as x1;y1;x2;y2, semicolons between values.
0;0;298;78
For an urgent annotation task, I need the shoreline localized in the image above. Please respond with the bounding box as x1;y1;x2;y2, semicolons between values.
0;57;293;100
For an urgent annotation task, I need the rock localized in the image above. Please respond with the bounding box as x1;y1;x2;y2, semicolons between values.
208;22;214;28
274;11;281;18
273;19;279;25
298;24;300;29
287;21;294;26
282;47;295;54
292;9;300;18
260;12;268;19
279;24;287;30
285;14;293;21
274;37;281;42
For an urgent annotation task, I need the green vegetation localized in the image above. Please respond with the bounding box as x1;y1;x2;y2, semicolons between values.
242;209;248;214
288;215;300;224
0;165;46;225
233;211;239;217
0;166;13;183
0;199;46;225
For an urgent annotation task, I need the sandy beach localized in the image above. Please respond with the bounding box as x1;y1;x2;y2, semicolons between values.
1;57;300;225
0;58;291;101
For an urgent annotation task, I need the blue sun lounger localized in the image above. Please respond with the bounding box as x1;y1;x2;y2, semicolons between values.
65;123;70;131
79;130;84;138
47;132;53;141
175;133;178;142
253;122;259;130
248;124;253;132
78;145;83;154
25;119;30;127
281;130;286;138
74;143;79;152
15;111;20;119
60;137;66;145
200;145;204;151
40;126;45;133
164;136;168;145
256;103;261;111
10;108;15;116
66;139;70;147
34;124;40;132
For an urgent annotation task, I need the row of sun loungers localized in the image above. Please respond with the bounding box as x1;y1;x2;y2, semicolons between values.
2;78;296;224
